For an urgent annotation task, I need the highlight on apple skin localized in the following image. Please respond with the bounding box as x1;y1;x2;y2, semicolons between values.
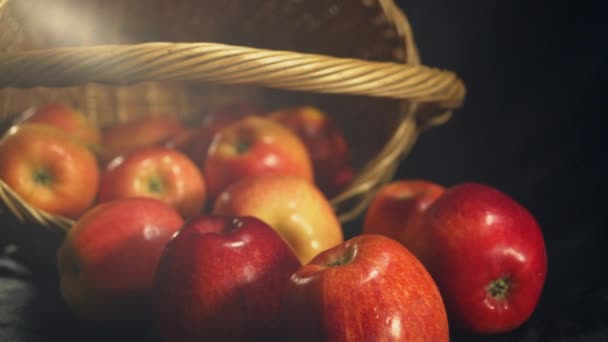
97;146;207;219
422;182;548;334
279;234;449;342
212;174;344;264
56;198;185;323
0;123;100;219
203;116;314;200
153;215;302;342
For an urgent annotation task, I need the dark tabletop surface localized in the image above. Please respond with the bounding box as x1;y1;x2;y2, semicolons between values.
2;0;607;341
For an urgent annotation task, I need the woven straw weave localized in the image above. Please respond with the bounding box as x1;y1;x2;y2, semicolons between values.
0;0;465;235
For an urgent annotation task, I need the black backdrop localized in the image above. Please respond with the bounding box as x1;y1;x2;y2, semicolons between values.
1;0;607;341
392;0;608;340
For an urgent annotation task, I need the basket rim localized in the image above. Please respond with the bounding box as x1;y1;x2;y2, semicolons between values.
0;178;74;231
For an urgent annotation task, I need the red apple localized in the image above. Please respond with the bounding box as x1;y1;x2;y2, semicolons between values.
213;174;344;264
153;215;301;341
101;115;184;162
279;234;449;341
204;116;314;199
423;182;547;334
327;164;355;197
56;198;184;322
164;102;265;166
362;179;445;265
0;124;99;219
162;127;196;152
269;106;354;197
17;102;102;149
97;147;206;219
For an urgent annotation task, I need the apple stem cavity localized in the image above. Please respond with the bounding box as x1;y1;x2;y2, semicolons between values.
235;140;250;154
148;176;165;194
33;168;53;186
487;276;510;299
326;246;356;267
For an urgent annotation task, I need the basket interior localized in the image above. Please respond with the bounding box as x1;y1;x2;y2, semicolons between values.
1;0;412;171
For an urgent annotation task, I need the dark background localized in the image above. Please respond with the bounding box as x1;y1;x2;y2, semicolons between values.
1;0;607;341
394;0;608;340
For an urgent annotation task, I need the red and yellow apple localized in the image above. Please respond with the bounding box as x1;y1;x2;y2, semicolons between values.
57;198;184;322
423;182;548;334
101;115;184;162
279;234;449;341
164;102;265;166
154;215;301;341
213;174;343;264
362;179;445;265
269;106;354;197
16;102;102;149
204;116;314;199
0;124;99;219
97;147;206;219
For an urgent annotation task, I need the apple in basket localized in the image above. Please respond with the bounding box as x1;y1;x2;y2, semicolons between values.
15;102;102;150
153;215;301;341
422;182;548;334
164;102;265;166
279;234;449;341
269;106;354;197
0;124;99;219
57;198;184;322
203;116;314;199
101;115;185;163
212;174;344;264
362;179;445;265
97;147;206;219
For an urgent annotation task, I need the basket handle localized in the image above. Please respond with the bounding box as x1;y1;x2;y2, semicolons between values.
0;42;465;109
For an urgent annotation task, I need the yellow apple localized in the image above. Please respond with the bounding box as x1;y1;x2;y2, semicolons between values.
0;124;99;219
212;174;344;264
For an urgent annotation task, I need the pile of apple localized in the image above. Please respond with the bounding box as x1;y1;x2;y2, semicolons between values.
0;102;547;340
0;102;354;220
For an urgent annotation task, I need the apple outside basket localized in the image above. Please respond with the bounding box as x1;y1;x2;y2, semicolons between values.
0;0;465;269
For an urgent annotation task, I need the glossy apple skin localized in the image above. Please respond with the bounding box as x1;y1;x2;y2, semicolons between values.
17;102;102;148
423;182;547;334
204;116;314;199
97;147;206;219
362;179;445;265
0;124;99;219
270;106;354;197
102;116;184;162
171;102;265;166
153;215;301;341
280;234;449;341
213;174;344;264
57;198;184;322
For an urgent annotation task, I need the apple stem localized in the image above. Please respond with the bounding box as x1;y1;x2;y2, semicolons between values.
235;140;250;154
33;168;53;186
487;276;510;299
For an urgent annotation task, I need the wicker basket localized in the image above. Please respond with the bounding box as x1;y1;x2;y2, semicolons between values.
0;0;465;265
